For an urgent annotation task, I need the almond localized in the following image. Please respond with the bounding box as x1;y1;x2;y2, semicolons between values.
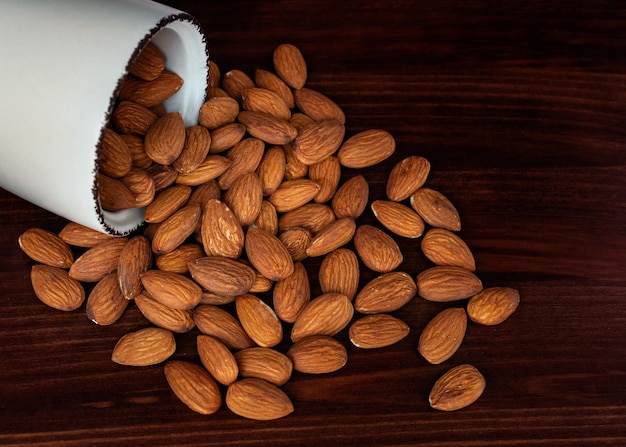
118;71;183;107
218;137;265;190
121;134;152;169
256;145;287;196
353;225;403;273
418;307;467;364
245;227;294;281
249;268;273;293
129;42;165;81
200;199;245;259
429;364;486;411
467;287;520;326
144;111;186;165
273;43;307;89
144;184;192;224
238;110;298;145
279;227;313;261
98;128;132;178
134;292;195;333
308;155;341;203
187;180;221;209
254;68;295;108
349;314;410;349
155;243;205;274
273;261;311;323
293;87;345;123
19;227;74;268
175;155;233;186
318;248;360;301
287;334;347;374
337;129;395;168
254;200;279;235
146;163;178;191
120;167;156;207
198;96;240;129
57;222;114;248
416;266;483;302
221;69;255;101
234;347;293;386
291;119;345;165
112;100;158;135
371;200;425;239
306;217;356;258
223;171;263;226
86;272;129;325
193;304;255;350
354;271;417;314
289;112;315;131
421;228;476;271
173;125;211;174
278;203;336;233
386;155;431;201
151;204;201;255
69;237;128;282
140;270;202;310
117;235;152;299
164;360;222;415
282;142;309;179
188;256;256;296
226;378;294;421
98;173;137;211
209;123;246;154
410;187;461;232
30;264;85;311
197;335;239;386
331;174;369;219
269;179;321;213
291;292;354;342
111;327;176;366
207;59;221;87
236;294;283;348
242;87;291;121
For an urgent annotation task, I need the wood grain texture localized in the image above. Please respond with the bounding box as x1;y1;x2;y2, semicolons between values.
1;1;625;445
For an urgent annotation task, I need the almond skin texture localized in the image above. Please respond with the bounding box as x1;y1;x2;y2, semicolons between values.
306;217;356;258
226;378;294;421
245;228;294;281
421;228;476;271
386;155;431;202
417;266;483;302
273;43;307;89
130;42;165;81
120;167;155;207
164;360;222;415
118;71;183;107
257;145;287;196
209;123;246;154
98;173;137;211
188;256;256;296
98;128;132;178
234;347;293;386
255;68;295;109
236;294;283;348
151;204;201;255
173;125;212;174
111;327;176;366
349;314;410;349
371;200;425;239
318;248;360;301
268;178;321;213
117;235;152;299
241;87;291;121
193;304;255;350
354;271;417;314
144;112;186;165
410;187;461;232
57;222;114;248
273;261;311;323
218;137;265;190
201;199;245;259
69;238;128;283
331;174;369;219
223;171;263;227
279;227;313;262
19;227;74;268
291;119;345;166
134;292;195;333
309;155;341;203
278;203;335;234
293;87;346;123
287;334;348;374
291;292;354;342
198;96;240;129
175;155;233;186
197;335;239;386
144;184;192;224
429;364;486;411
86;272;129;325
155;243;205;274
467;287;521;326
238;110;298;145
113;101;158;136
222;69;255;101
337;129;395;168
353;225;403;273
140;270;202;311
418;307;468;364
30;265;85;311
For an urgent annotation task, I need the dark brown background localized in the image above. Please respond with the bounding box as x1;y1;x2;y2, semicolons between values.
1;1;625;445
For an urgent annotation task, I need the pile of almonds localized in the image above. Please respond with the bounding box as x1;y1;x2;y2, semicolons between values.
17;43;521;420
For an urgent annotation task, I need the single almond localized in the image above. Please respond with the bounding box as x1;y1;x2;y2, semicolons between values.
58;222;114;248
410;187;461;232
98;172;137;211
164;360;222;415
193;304;255;350
173;125;212;174
121;134;152;169
331;174;369;219
279;227;313;262
134;292;195;333
318;248;360;301
146;163;178;191
291;292;354;342
254;68;295;108
291;119;345;165
98;128;132;178
175;155;233;186
236;294;283;348
371;200;425;239
155;243;205;274
416;266;483;302
353;225;403;273
188;256;256;296
221;69;255;101
241;87;291;121
278;203;335;233
111;327;176;366
349;314;410;349
200;199;245;259
223;171;263;227
354;271;417;314
256;145;287;196
218;137;265;190
140;270;202;310
273;43;307;89
186;180;221;209
306;217;356;258
386;155;431;201
112;100;158;135
226;378;294;421
287;334;347;374
118;71;183;107
282;142;309;179
129;42;165;81
117;235;152;299
19;227;74;268
69;237;128;282
293;87;346;123
245;227;294;281
197;335;239;386
238;110;298;145
234;347;293;386
30;264;85;311
144;112;186;165
429;364;486;411
289;112;314;131
273;261;311;323
120;167;156;207
198;96;240;129
209;123;246;154
421;228;476;271
151;204;201;255
253;200;279;235
418;307;467;364
144;184;192;224
467;287;520;326
308;155;341;203
250;268;273;293
86;272;129;325
337;129;395;168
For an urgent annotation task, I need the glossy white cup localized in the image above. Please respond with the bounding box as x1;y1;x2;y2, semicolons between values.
0;0;208;235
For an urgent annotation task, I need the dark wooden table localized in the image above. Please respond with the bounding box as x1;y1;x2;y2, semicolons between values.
1;1;625;445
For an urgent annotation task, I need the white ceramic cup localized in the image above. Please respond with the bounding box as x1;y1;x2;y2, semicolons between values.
0;0;208;235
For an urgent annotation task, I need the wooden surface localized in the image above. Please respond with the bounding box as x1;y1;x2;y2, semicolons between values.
1;1;625;445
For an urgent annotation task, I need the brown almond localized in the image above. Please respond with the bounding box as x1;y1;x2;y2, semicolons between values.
112;100;158;135
279;227;313;262
467;287;520;326
223;171;263;226
278;203;335;233
289;112;315;131
30;264;85;311
130;42;165;81
111;327;176;366
421;228;476;271
173;125;211;174
349;314;410;349
273;43;307;89
186;180;221;209
331;174;369;219
155;243;205;274
429;364;486;411
308;155;341;203
417;266;483;302
291;119;345;165
242;87;291;121
197;335;239;386
135;292;195;333
337;129;396;168
282;142;309;179
99;128;132;178
249;269;273;294
235;347;293;386
256;145;286;196
146;163;178;191
254;68;295;108
121;134;152;169
245;227;294;281
238;110;297;145
418;307;467;364
143;184;192;223
287;334;347;374
140;270;202;310
218;137;265;190
69;237;128;282
58;222;114;248
226;378;294;421
193;304;255;350
198;96;240;129
318;248;360;301
19;227;74;268
221;69;255;101
175;155;232;186
269;179;321;213
144;112;186;165
236;294;283;348
120;167;155;207
273;261;311;323
164;360;222;415
410;187;461;232
98;172;137;211
151;204;201;255
207;59;221;87
306;217;356;258
86;272;129;325
253;200;279;235
354;271;417;314
200;291;236;305
353;225;403;273
200;199;245;259
117;235;152;299
118;71;183;107
293;87;345;123
291;292;354;342
188;256;256;296
386;155;431;202
209;122;246;154
371;200;425;239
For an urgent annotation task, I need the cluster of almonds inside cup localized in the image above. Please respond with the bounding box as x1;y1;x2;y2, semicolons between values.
18;42;521;419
